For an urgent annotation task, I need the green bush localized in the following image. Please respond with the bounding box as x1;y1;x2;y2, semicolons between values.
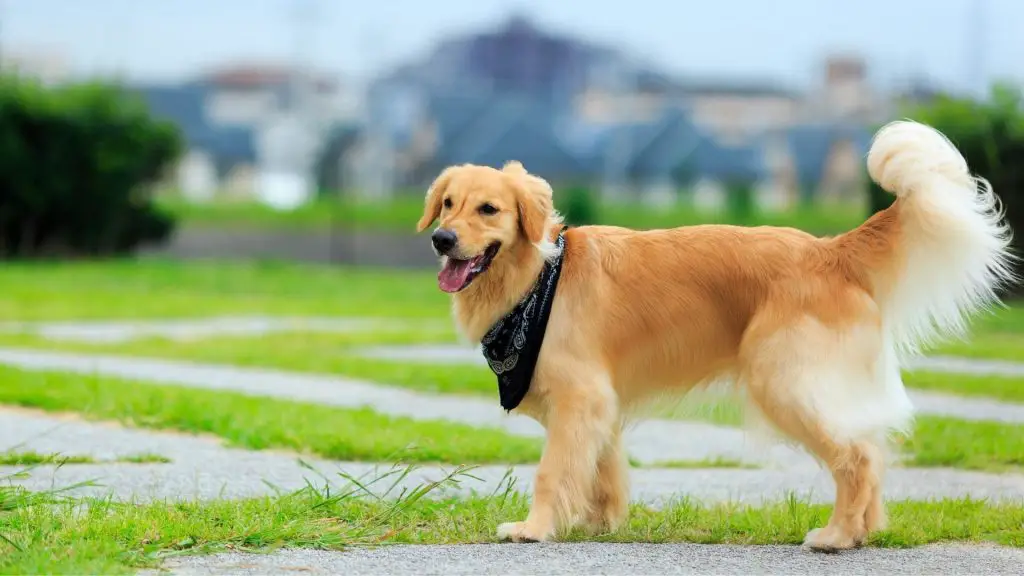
0;76;182;257
726;181;755;223
867;178;894;214
559;185;598;226
876;84;1024;290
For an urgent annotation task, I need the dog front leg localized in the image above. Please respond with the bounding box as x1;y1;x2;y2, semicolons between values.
498;375;617;542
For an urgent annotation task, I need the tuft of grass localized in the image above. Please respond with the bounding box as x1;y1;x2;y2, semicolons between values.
0;452;95;466
0;452;172;466
643;457;760;470
3;461;1024;574
0;463;477;574
0;366;541;465
115;453;172;464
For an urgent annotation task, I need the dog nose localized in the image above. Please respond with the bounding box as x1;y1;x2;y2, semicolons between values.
431;228;458;254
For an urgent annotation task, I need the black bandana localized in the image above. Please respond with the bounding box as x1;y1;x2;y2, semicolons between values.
481;228;568;412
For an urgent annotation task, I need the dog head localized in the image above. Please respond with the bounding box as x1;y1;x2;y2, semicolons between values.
416;161;558;293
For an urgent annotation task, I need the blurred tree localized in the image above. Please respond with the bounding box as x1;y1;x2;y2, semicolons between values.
558;184;598;226
726;180;755;224
869;83;1024;291
0;76;182;257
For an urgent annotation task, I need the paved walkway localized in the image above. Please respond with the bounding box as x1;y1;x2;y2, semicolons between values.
0;348;814;469
355;343;1024;379
1;347;1023;474
354;344;1024;424
5;409;1024;505
146;543;1024;575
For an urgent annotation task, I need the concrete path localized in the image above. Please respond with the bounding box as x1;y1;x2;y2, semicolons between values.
355;343;1024;424
356;343;1024;379
0;348;813;469
0;347;1022;474
8;317;1024;426
5;409;1024;505
147;542;1024;576
909;354;1024;377
0;316;446;344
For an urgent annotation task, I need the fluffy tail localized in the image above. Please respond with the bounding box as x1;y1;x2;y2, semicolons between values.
854;120;1016;356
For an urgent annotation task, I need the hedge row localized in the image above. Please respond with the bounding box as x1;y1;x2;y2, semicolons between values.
0;76;181;257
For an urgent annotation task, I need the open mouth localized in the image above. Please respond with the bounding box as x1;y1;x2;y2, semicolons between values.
437;242;501;293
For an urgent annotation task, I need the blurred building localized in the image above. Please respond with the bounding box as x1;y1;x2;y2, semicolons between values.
1;48;72;85
129;15;897;210
332;16;887;209
132;62;357;206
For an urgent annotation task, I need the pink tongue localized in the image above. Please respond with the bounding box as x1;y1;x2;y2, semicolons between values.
438;259;473;293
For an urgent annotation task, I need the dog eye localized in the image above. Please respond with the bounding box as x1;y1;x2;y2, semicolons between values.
443;198;453;209
478;203;498;215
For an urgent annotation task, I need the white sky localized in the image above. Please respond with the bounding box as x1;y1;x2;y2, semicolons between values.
2;0;1019;94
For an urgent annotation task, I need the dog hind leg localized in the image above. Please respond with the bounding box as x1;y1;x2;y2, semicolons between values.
740;308;909;551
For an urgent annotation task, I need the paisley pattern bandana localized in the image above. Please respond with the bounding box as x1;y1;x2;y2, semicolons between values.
481;228;568;412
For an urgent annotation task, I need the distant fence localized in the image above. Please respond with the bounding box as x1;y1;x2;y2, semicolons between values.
142;228;437;268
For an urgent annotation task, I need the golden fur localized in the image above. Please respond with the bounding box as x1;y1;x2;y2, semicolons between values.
416;121;1014;550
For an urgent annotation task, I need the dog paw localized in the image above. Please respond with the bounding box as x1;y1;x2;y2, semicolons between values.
497;521;552;543
802;527;862;552
583;507;627;535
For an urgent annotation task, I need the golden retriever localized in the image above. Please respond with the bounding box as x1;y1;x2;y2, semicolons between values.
415;120;1014;550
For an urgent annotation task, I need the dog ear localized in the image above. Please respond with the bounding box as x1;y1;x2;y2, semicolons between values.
416;167;456;232
502;160;528;176
509;169;554;245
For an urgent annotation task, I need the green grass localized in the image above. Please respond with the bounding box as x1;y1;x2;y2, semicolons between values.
162;196;867;235
0;452;171;466
901;416;1024;471
904;371;1024;404
115;453;172;464
0;366;541;465
0;260;449;321
642;457;759;470
0;452;96;466
935;332;1024;361
3;474;1024;574
930;305;1024;361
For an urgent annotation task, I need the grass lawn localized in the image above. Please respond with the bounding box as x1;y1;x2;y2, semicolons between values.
162;196;867;235
0;260;448;321
3;473;1024;574
904;371;1024;404
901;416;1024;471
641;457;759;470
929;305;1024;361
0;257;1021;363
0;366;542;465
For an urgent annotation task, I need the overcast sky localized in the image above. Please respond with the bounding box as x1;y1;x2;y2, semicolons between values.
2;0;1019;93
